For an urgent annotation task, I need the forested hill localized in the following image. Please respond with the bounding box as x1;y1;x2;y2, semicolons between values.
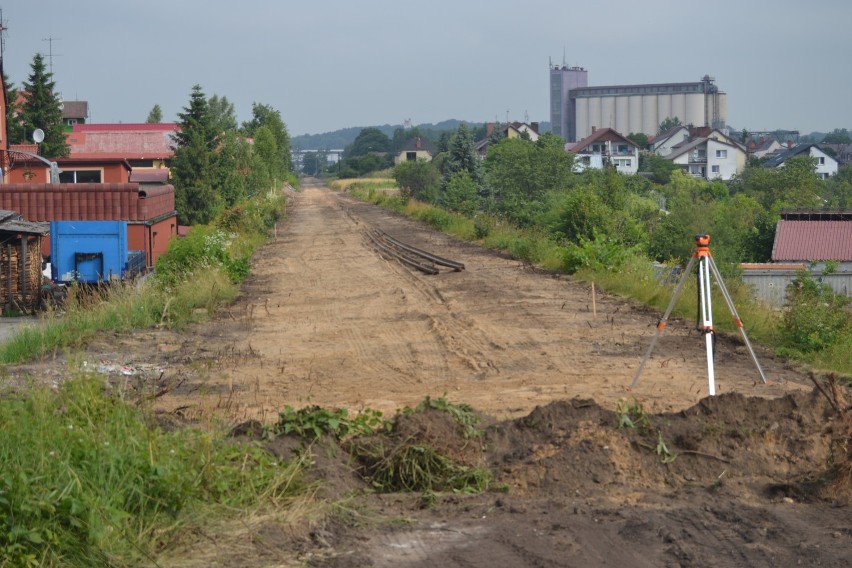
292;119;494;150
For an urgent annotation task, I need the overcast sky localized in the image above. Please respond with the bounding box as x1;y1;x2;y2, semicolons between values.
2;0;850;137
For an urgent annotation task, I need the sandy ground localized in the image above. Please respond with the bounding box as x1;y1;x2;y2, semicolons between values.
78;177;810;424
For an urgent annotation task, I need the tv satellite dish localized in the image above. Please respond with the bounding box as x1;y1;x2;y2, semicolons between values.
32;129;45;144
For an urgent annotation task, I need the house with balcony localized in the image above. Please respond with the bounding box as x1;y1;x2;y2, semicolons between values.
763;144;838;179
663;135;746;180
565;127;639;174
648;125;690;155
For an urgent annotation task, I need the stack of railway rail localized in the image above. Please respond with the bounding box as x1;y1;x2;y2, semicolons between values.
364;229;465;275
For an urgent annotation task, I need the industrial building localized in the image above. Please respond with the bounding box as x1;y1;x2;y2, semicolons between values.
550;62;727;142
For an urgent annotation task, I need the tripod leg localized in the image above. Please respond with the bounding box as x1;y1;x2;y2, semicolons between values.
698;256;716;396
707;257;769;384
630;256;697;390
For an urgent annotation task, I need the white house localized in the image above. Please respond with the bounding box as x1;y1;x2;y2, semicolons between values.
763;144;839;179
664;137;745;180
565;127;639;175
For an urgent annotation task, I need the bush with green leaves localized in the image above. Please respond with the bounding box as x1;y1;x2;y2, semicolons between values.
272;405;388;440
780;270;851;354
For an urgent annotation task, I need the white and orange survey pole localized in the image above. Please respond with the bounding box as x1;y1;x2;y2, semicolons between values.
630;234;768;395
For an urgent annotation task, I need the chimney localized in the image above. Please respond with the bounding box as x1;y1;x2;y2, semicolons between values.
415;136;421;149
486;122;495;137
591;126;597;133
530;122;540;134
787;140;793;149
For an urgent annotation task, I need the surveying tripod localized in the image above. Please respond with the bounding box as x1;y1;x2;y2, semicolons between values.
630;234;768;396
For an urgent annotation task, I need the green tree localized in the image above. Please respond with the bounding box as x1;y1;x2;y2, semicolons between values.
302;151;320;176
208;94;238;134
211;130;249;206
242;103;292;180
171;85;219;225
627;132;649;148
658;116;682;135
640;152;679;184
824;165;852;208
393;159;440;202
443;123;482;188
145;104;163;124
3;73;23;144
822;128;852;144
732;156;823;211
442;170;480;216
346;127;391;158
19;53;69;158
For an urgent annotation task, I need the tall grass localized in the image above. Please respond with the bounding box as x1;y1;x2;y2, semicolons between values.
328;177;397;192
0;376;306;566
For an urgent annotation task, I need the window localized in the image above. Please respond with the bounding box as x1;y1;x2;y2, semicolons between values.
406;152;417;162
711;165;720;173
817;156;825;165
716;149;727;158
58;169;102;183
617;144;628;154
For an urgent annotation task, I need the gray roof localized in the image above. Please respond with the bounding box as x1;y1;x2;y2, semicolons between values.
0;210;49;235
62;101;89;120
763;144;819;168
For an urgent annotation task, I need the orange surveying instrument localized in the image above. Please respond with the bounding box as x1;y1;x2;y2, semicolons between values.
630;234;768;395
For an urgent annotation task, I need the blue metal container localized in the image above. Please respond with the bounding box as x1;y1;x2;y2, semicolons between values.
50;221;143;283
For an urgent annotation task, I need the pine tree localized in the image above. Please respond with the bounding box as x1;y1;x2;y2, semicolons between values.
145;104;163;123
443;123;482;188
170;85;219;225
3;73;23;144
19;53;69;158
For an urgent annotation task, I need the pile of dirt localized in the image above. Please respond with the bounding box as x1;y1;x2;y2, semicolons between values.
486;388;841;503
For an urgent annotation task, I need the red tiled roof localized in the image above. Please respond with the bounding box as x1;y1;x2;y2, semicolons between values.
773;220;852;261
73;123;178;132
67;129;176;159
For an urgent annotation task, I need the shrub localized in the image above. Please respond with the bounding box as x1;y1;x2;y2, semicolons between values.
781;270;851;354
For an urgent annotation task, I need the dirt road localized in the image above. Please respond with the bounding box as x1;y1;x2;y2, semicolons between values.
138;178;809;422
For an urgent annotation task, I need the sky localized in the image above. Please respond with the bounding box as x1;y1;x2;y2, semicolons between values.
2;0;850;137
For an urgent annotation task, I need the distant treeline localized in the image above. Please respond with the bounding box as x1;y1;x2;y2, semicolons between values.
293;120;553;150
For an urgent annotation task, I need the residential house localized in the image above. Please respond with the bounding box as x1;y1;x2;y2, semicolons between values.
6;148;132;184
394;136;437;164
475;122;541;159
664;137;745;180
648;125;690;156
66;123;177;172
739;210;852;306
747;137;782;159
565;127;639;175
62;100;89;128
763;144;838;179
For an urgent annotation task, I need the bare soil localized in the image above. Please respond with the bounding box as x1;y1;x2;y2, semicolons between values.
7;179;850;567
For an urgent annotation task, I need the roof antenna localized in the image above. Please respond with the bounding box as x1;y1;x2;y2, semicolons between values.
0;8;8;61
563;46;567;67
41;36;62;74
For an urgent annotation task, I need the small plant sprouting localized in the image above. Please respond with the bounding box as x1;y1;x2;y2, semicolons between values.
615;398;650;431
655;430;677;464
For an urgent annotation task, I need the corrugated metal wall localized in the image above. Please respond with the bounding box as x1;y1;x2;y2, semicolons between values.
740;265;852;307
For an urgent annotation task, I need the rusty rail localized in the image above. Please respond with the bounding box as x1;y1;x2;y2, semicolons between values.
365;229;465;275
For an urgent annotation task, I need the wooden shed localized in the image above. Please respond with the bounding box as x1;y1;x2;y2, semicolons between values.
0;210;49;313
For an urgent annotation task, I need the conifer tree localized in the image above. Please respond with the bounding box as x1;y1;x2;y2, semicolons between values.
19;53;69;158
3;73;23;144
145;104;163;123
170;85;219;224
